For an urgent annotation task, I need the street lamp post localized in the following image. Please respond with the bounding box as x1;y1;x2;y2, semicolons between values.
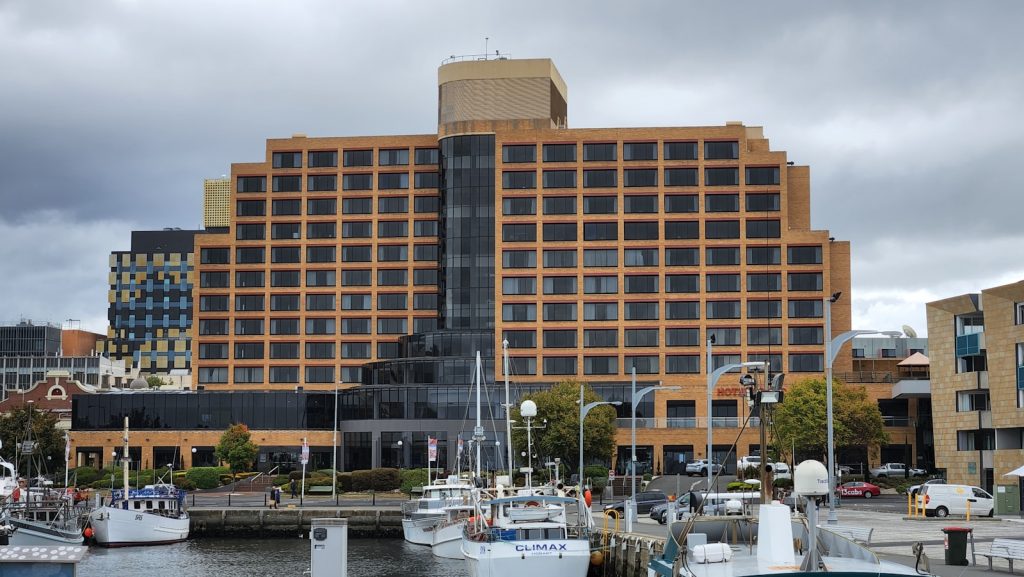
628;367;679;530
578;382;621;490
824;292;902;524
332;380;341;501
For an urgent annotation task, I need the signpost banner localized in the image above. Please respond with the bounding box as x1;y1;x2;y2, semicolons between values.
301;439;309;465
428;437;438;462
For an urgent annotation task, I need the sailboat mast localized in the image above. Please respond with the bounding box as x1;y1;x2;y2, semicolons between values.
502;339;513;480
474;351;483;480
122;416;129;499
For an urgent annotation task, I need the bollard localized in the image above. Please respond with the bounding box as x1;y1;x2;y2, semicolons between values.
966;501;971;522
907;493;912;517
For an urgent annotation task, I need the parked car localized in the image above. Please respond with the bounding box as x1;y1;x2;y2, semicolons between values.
685;459;723;476
772;462;791;480
650;499;694;524
908;478;945;496
869;463;926;477
836;481;881;499
603;490;667;515
737;455;761;471
919;484;994;518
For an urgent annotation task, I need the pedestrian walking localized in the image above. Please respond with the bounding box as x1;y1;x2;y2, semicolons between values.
269;487;278;509
290;478;298;499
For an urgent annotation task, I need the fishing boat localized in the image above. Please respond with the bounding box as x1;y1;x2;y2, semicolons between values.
3;488;86;546
401;476;475;545
87;417;189;546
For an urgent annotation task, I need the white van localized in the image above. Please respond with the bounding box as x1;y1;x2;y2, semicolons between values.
919;484;994;518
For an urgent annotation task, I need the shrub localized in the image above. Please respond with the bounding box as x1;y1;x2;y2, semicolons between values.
773;478;793;489
741;465;759;480
590;476;608;495
174;477;196;490
186;467;225;490
219;474;234;485
399;469;427;494
73;466;100;486
339;472;354;492
288;470;309;481
642;473;652;482
350;470;373;491
273;474;290;486
726;481;757;492
315;469;337;478
584;465;608;482
371;468;401;491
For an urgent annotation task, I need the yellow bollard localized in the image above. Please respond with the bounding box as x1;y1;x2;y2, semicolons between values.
967;500;971;522
908;492;912;517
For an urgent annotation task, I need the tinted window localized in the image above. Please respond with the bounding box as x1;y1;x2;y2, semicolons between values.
583;143;616;161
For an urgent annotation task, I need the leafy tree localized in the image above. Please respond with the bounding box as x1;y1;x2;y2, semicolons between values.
213;424;259;473
510;380;617;476
145;375;168;389
773;378;888;461
0;405;66;476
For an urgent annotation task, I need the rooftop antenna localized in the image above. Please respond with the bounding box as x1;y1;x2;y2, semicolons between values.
485;37;488;59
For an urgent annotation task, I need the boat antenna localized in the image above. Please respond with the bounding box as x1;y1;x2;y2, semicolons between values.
502;339;513;482
122;416;130;501
473;351;484;482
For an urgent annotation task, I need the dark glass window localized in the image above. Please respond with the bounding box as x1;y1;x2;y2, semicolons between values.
270;342;300;359
502;250;537;268
704;141;739;160
706;274;740;292
747;273;782;292
307;198;337;215
624;195;657;213
503;197;536;215
543;170;577;188
788;246;823;264
305;318;335;335
502;223;536;242
503;330;537;349
377;245;408;261
748;299;782;318
584;356;618;375
583;249;617;267
502;277;536;295
707;300;741;319
273;175;302;193
583;276;617;294
237;176;266;193
788;273;823;291
236;224;265;240
272;199;301;216
624;221;658;240
705;220;740;239
706;194;740;212
271;222;300;240
789;353;824;372
305;342;336;359
342;198;372;214
199;319;229;335
270;270;301;287
270;294;300;311
502;171;537;189
414;196;439;213
236;200;265;217
665;274;699;293
584;222;617;241
341;343;370;359
665;221;699;240
308;150;337;168
509;357;537;375
584;328;618;347
625;355;659;374
306;246;336;263
625;328;658;347
378;173;409;189
583;303;618;321
342;174;373;191
788;299;823;318
583;196;616;214
201;248;230;264
747;246;781;265
377;294;407;310
307;222;336;239
269;318;299;335
542;144;576;162
665;248;699;266
378;269;408;286
235;318;264;335
664;142;698;160
414;220;438;237
543;276;577;295
342;222;372;238
200;295;229;311
502;145;536;163
746;166;780;185
414;172;439;189
234;342;264;360
666;355;700;374
625;275;658;293
305;270;335;286
543;329;577;348
543;196;576;215
543;223;576;242
706;247;740;265
707;328;740;346
342;318;371;334
790;326;824;345
269;366;299;383
746;219;781;238
413;269;437;285
199;343;228;360
666;301;699;320
377;318;408;334
665;194;698;213
307;175;337;192
235;270;264;288
379;197;408;213
502;303;537;322
378;221;408;238
379;149;409;166
273;151;301;168
583;143;616;161
414;244;438;261
624;302;658;320
746;193;780;212
748;327;782;346
543;302;577;321
414;148;438;165
543;356;577;375
624;169;657;187
664;168;698;187
341;294;371;310
543;250;577;268
705;168;739;186
343;150;373;167
666;328;699;347
413;293;437;310
200;271;229;288
624;248;658;266
624;142;657;161
583;169;617;188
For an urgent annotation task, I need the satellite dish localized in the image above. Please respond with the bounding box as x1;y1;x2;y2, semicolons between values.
902;325;917;338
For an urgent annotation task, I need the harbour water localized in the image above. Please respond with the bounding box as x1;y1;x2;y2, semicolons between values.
78;538;471;577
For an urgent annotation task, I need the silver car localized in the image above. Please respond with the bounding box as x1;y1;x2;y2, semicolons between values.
685;459;723;476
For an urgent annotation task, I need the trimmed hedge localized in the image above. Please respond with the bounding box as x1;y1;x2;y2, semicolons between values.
400;469;427;494
72;466;101;486
186;467;229;489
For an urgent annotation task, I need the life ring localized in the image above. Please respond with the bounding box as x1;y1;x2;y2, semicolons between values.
525;500;540;507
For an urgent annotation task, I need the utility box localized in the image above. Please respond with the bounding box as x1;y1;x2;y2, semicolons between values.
310;518;347;577
996;485;1020;516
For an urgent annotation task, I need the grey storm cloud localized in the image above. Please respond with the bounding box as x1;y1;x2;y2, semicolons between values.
0;0;1021;334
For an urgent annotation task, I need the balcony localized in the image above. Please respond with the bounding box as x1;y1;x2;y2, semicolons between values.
955;332;984;357
881;415;913;427
835;371;894;384
1018;366;1024;391
892;378;931;399
613;417;761;429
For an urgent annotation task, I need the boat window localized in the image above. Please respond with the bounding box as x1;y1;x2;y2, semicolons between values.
147;501;154;509
546;528;564;539
134;501;142;509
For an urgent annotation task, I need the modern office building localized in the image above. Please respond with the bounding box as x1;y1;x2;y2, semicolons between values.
0;321;61;357
98;229;201;373
204;177;231;229
73;57;851;474
927;279;1024;493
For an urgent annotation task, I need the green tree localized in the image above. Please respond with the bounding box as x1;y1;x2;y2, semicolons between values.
0;405;66;477
214;424;259;473
773;377;888;460
145;375;168;389
510;380;617;476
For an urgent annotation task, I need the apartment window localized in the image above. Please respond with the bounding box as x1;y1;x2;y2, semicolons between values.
666;355;700;374
342;269;371;286
746;193;780;212
307;198;337;216
957;429;996;451
788;246;823;265
789;326;824;345
308;150;337;168
583;169;617;188
376;197;407;214
543;356;577;376
305;270;336;287
712;356;742;374
378;245;408;261
625;328;658;347
379;149;409;166
543;196;576;215
509;357;537;375
343;150;373;167
503;197;536;216
788;299;823;318
503;250;537;268
236;224;265;241
543;329;577;348
789;353;824;372
236;200;265;217
542;144;576;162
199;343;228;360
201;248;230;264
342;198;372;214
200;295;229;312
270;270;301;287
705;168;739;186
748;353;783;373
747;273;782;292
414;245;437;261
306;246;336;263
503;145;536;163
624;248;658;267
269;342;300;359
746;166;780;186
543;223;577;242
664;168;698;187
665;274;699;293
342;222;371;239
666;301;699;320
584;328;618;347
583;196;617;214
665;248;699;266
414;172;439;189
584;276;618;294
265;366;297;383
705;220;739;239
707;328;741;346
583;249;617;267
788;273;823;291
197;368;228;384
665;195;698;214
200;271;229;288
338;318;366;335
664;142;698;161
378;269;408;286
341;294;371;310
342;174;372;191
543;302;577;321
705;247;740;266
304;366;335;383
198;319;229;335
234;342;264;360
273;175;302;193
502;277;536;295
271;222;300;240
624;302;658;320
341;343;370;359
747;219;781;239
748;246;781;265
544;276;577;295
706;194;740;212
624;195;657;214
303;341;336;360
234;319;264;335
378;221;408;238
585;356;619;375
666;328;700;347
584;222;617;241
623;142;657;161
503;303;537;322
707;301;741;319
378;173;409;190
502;223;536;242
543;170;577;188
502;171;537;189
414;220;438;237
414;148;438;165
583;143;616;161
748;327;782;346
625;355;659;374
307;175;336;192
305;318;335;335
665;221;699;240
704;141;738;160
624;221;658;240
624;169;657;187
237;176;266;193
584;303;618;322
307;222;336;239
543;250;577;268
270;294;300;311
413;269;438;285
413;293;437;310
273;151;301;168
235;271;264;288
377;318;408;334
269;318;299;335
377;294;407;310
625;275;658;293
272;199;301;216
503;330;537;348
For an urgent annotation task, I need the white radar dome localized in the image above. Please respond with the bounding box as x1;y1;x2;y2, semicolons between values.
520;399;538;418
794;460;829;496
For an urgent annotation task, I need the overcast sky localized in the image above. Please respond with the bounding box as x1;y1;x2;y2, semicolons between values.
1;0;1020;337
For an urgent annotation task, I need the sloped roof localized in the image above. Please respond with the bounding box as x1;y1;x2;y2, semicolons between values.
897;352;930;366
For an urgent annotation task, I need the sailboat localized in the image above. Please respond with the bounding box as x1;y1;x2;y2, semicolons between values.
87;417;189;546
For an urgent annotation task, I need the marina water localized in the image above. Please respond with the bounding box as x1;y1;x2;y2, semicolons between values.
78;537;470;577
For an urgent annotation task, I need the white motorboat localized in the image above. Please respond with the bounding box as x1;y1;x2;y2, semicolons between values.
430;503;476;559
3;490;86;546
402;476;475;545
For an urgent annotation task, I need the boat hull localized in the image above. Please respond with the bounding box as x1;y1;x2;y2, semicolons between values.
88;506;189;547
402;515;441;545
7;519;83;546
431;520;466;559
462;537;590;577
